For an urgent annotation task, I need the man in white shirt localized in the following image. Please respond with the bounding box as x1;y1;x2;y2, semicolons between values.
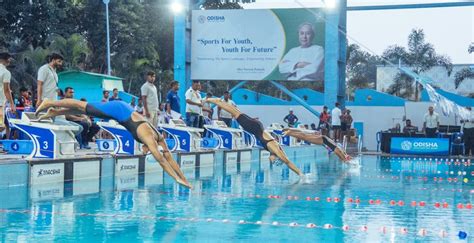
141;71;159;127
423;106;440;138
462;106;474;155
37;53;63;106
0;52;16;142
218;91;236;127
185;80;203;128
278;22;324;81
331;102;342;142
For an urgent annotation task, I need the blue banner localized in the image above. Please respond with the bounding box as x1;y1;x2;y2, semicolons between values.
390;137;450;155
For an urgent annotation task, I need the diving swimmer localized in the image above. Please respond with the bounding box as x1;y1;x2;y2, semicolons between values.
35;99;192;188
205;98;303;176
282;128;352;163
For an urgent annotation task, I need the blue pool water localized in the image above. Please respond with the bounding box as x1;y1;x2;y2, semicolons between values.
1;150;474;242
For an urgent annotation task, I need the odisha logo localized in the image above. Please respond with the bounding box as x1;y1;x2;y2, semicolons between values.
198;15;206;23
413;142;439;149
121;164;136;171
401;141;412;151
201;15;225;23
37;169;61;177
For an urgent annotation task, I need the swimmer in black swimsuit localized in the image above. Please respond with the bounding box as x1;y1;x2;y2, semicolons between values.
282;128;352;163
35;99;192;188
205;98;302;176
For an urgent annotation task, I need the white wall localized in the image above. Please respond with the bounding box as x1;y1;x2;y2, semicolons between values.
232;103;462;151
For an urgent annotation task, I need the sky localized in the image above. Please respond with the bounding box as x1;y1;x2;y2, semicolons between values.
242;0;474;64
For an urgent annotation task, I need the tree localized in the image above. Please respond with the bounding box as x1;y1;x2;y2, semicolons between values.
454;43;474;89
47;34;91;70
346;44;380;99
382;29;452;100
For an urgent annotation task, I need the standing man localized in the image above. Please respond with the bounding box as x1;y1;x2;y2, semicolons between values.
108;88;121;101
283;109;298;128
423;106;440;138
141;71;159;127
185;80;203;128
166;81;180;119
202;92;213;120
37;53;63;106
218;91;236;127
0;52;16;144
462;106;474;156
331;102;342;142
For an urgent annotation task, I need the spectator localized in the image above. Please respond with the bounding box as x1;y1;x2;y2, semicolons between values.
331;102;342;142
202;92;213;119
310;123;317;130
341;109;353;138
101;90;109;102
304;124;309;130
17;87;33;109
185;80;203;128
402;119;418;134
166;81;181;119
462;106;474;155
130;97;137;109
108;88;121;101
37;52;63;106
423;106;439;138
135;97;144;114
218;91;236;127
318;106;330;135
141;71;159;126
0;52;15;144
63;87;99;149
283;109;298;127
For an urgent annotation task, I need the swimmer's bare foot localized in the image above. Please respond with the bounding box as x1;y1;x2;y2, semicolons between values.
37;108;60;120
35;98;53;116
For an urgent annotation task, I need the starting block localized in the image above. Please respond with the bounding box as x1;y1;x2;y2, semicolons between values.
97;120;143;155
9;112;80;159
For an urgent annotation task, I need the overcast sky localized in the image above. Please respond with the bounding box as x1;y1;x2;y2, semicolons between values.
242;0;474;64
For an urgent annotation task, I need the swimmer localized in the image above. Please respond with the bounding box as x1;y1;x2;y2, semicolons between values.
282;128;352;163
205;98;302;176
35;99;192;188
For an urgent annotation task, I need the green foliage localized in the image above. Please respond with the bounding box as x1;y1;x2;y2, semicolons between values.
0;0;175;100
453;43;474;89
346;44;380;99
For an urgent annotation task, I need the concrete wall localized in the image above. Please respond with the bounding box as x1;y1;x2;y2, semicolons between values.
234;102;461;151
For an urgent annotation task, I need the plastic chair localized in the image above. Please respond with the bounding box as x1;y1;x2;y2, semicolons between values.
451;132;465;156
376;131;382;152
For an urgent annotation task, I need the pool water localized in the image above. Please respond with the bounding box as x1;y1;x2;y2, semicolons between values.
1;151;473;242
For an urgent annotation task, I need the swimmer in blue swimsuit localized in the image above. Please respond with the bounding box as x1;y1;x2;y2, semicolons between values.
205;98;302;176
282;128;352;163
35;99;192;188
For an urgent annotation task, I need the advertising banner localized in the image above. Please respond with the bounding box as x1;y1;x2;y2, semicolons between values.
390;137;450;155
191;9;325;81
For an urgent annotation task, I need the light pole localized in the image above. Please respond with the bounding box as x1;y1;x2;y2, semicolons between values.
103;0;112;76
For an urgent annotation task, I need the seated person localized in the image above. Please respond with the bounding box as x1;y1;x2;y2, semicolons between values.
402;119;418;134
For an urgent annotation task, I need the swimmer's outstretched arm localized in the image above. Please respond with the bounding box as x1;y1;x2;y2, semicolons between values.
136;118;192;188
263;131;303;176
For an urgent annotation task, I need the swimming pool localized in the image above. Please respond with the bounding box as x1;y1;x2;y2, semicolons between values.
1;149;473;242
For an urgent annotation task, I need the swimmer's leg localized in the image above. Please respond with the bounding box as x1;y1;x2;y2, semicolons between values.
36;98;87;115
205;98;242;118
